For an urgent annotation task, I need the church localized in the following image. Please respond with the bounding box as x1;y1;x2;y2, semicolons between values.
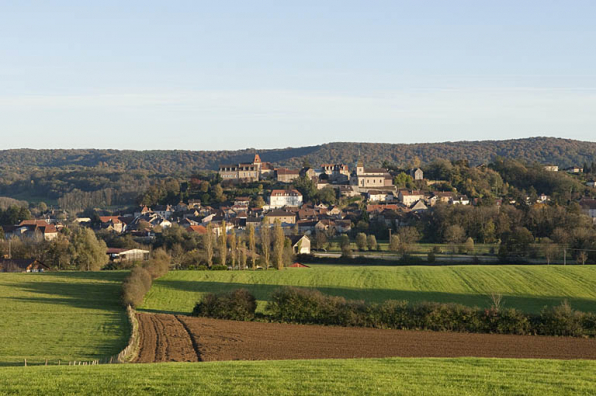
349;159;393;189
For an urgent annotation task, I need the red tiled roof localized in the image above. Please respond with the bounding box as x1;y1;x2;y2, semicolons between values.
99;216;122;224
187;225;208;234
19;220;49;227
270;189;302;197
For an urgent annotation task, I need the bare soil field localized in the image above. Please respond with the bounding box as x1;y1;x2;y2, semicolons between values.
135;313;596;363
135;313;199;363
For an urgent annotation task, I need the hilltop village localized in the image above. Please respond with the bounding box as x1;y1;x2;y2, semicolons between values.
1;153;596;271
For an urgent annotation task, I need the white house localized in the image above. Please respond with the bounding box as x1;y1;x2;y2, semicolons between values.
269;189;303;209
398;190;425;206
452;195;470;205
367;190;389;202
290;235;311;255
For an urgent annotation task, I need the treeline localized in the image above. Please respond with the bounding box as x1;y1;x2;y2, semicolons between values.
193;287;596;338
0;167;154;210
0;205;31;226
121;250;170;307
490;158;588;199
1;137;595;173
0;197;29;211
58;188;140;211
0;227;108;270
0;138;593;211
416;202;596;262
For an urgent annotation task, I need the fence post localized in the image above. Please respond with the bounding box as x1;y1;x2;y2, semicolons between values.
24;359;27;367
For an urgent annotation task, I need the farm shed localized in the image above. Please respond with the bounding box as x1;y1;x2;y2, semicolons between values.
106;248;150;262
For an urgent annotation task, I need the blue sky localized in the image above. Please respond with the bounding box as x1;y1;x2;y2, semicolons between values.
1;1;595;150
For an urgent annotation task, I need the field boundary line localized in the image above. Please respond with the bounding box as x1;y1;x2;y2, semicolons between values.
110;305;140;363
175;315;203;361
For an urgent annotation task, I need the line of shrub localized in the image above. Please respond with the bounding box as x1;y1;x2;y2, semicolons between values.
192;287;596;338
121;249;171;308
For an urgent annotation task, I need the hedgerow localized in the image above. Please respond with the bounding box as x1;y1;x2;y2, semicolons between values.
193;286;596;338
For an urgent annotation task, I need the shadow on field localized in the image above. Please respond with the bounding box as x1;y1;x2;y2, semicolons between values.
149;279;596;315
2;272;127;312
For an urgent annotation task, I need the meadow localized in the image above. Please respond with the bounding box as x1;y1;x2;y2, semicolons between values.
0;272;129;366
140;265;596;315
1;357;595;395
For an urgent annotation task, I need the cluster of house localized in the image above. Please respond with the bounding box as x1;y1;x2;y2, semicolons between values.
543;165;585;173
2;220;59;241
2;157;596;273
219;154;420;192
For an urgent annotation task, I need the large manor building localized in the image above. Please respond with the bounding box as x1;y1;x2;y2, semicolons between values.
219;154;274;182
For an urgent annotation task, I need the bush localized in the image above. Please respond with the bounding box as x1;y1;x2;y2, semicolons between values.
427;251;436;263
539;301;585;337
211;264;228;271
340;244;353;259
121;267;152;308
192;289;257;320
481;308;531;335
143;249;171;279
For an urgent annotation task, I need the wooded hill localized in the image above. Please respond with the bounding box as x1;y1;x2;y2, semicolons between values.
1;137;595;173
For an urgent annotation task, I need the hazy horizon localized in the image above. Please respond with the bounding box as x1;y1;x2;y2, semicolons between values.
1;136;595;152
2;1;596;150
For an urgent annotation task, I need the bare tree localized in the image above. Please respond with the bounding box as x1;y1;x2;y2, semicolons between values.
577;250;588;265
489;292;504;311
542;238;558;265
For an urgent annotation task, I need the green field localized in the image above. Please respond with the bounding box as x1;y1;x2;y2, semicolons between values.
1;358;595;395
141;265;596;315
0;272;129;366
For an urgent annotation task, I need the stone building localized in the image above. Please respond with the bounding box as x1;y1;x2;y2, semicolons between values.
218;154;274;182
349;159;393;189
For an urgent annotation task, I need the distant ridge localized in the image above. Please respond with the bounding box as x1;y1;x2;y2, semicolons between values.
0;137;594;174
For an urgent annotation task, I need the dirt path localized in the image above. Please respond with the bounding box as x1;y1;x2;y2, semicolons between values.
135;313;596;363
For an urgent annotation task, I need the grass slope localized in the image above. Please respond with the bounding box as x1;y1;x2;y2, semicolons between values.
1;358;595;395
141;265;596;315
0;272;129;366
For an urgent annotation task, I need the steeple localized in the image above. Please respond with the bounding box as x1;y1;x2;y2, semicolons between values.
356;150;364;175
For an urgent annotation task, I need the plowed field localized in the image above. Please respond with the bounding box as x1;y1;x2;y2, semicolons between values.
135;313;199;363
135;313;596;363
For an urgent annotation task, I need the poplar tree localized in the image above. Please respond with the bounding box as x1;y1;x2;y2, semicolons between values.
248;224;256;270
273;220;285;270
203;223;214;267
229;229;237;270
219;220;227;266
260;221;271;269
